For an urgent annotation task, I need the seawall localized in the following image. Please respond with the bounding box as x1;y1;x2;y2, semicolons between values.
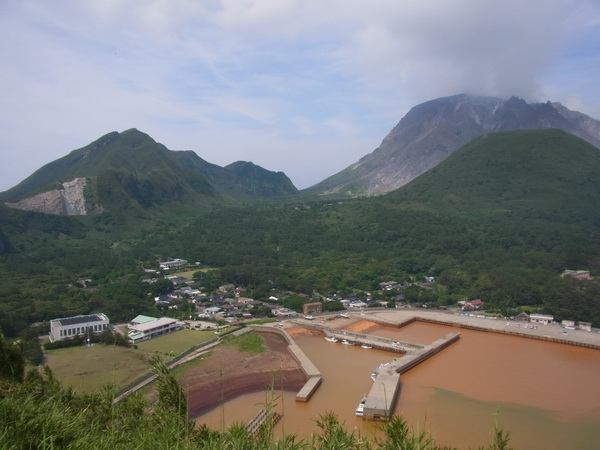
249;324;322;402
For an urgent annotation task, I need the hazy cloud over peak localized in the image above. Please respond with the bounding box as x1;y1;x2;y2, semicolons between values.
1;0;599;191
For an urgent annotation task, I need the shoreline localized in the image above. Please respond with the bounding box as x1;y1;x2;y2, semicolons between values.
362;309;600;349
188;309;600;419
182;331;307;419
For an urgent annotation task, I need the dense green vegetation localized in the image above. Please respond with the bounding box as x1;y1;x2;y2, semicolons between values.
1;129;599;338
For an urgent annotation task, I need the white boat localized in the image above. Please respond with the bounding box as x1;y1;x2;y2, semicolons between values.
361;344;372;349
324;336;338;343
304;315;314;320
340;313;349;318
355;397;366;416
342;339;353;345
370;372;377;381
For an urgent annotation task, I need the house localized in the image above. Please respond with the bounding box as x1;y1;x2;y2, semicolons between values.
530;314;554;325
514;312;530;322
348;300;367;309
561;320;576;329
272;308;298;318
379;281;399;291
303;302;323;315
49;313;110;342
561;269;591;280
463;300;484;310
127;316;184;343
219;284;235;293
204;306;222;316
579;322;592;332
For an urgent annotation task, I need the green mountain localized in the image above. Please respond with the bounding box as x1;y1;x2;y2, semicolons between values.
0;129;298;215
388;128;600;219
1;128;600;334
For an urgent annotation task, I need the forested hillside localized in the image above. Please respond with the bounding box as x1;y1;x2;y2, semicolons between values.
1;129;599;337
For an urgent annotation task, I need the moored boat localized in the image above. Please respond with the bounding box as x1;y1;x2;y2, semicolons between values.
324;336;338;343
355;397;366;416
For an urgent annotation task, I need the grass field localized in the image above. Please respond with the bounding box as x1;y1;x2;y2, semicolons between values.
45;344;152;394
135;329;218;355
44;329;228;394
172;268;215;278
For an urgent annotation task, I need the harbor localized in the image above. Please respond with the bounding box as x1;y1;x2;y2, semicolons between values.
252;314;462;420
252;309;600;421
198;312;600;449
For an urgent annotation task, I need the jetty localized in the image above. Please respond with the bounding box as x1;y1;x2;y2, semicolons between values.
362;332;460;420
249;324;322;402
246;408;282;435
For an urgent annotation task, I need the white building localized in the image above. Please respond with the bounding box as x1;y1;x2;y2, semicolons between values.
159;258;188;270
348;300;368;309
49;313;110;342
530;314;554;325
127;316;184;343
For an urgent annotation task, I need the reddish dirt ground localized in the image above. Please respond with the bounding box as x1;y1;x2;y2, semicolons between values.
181;331;307;418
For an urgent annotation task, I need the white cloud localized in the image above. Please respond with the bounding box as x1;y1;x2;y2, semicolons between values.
1;0;599;191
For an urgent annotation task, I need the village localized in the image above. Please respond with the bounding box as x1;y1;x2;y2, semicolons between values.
48;260;597;347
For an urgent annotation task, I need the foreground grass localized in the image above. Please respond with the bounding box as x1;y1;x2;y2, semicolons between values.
2;330;512;450
45;344;151;394
0;361;512;450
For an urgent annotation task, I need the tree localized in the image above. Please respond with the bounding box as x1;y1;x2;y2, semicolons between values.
0;333;24;383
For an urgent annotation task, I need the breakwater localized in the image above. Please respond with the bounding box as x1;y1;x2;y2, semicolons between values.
362;332;460;420
249;324;322;402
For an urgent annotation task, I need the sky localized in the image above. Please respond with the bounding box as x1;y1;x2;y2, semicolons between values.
1;0;600;192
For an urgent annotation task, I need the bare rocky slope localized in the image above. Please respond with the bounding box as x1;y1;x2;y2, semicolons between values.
306;94;600;196
5;178;101;215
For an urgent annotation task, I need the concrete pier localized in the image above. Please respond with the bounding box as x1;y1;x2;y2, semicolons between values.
249;324;322;402
362;332;460;420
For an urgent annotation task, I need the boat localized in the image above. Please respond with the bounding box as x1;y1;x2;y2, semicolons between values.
355;397;366;416
324;336;338;343
304;315;314;320
361;344;372;349
340;313;349;318
370;372;377;381
342;339;353;345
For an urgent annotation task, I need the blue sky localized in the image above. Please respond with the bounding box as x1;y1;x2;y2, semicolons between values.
1;0;599;191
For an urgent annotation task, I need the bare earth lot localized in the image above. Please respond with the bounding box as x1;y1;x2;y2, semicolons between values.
180;331;306;418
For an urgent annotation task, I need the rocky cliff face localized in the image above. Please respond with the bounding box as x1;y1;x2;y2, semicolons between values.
5;178;99;215
307;94;600;196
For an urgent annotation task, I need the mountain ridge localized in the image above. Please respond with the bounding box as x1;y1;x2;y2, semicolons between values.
305;94;600;196
0;129;298;215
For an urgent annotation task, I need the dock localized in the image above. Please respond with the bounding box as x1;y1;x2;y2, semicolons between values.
246;408;282;435
249;324;322;402
363;332;460;420
251;320;460;417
